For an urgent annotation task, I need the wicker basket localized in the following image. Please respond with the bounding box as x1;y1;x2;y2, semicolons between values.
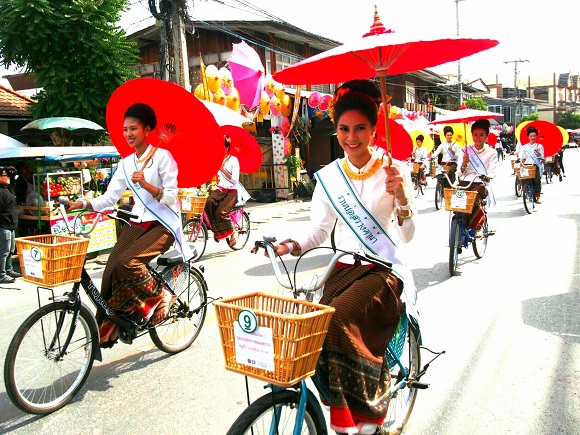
410;162;421;174
15;235;90;286
214;292;335;387
444;188;477;213
515;165;536;180
178;195;208;216
545;155;554;164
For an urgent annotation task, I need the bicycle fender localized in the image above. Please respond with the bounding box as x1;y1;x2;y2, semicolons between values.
305;388;328;435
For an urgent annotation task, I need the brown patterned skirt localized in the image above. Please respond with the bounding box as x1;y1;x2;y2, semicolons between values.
316;264;403;433
97;222;174;343
205;188;237;240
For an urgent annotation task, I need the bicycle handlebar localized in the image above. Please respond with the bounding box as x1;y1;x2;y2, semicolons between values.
255;236;392;298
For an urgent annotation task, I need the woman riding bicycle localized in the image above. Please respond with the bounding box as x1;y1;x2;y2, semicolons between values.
258;80;417;435
431;125;460;184
458;119;498;238
517;125;544;204
204;134;241;247
412;134;429;186
68;103;192;347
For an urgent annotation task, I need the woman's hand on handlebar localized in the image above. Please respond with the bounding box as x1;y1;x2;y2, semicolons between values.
250;241;289;257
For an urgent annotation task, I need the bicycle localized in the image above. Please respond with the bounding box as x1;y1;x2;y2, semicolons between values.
182;201;251;262
4;202;211;414
434;164;451;210
446;176;490;277
223;236;443;435
408;159;425;198
514;163;538;214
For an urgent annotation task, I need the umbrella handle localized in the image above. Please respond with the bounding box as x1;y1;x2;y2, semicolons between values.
140;145;160;171
379;76;393;168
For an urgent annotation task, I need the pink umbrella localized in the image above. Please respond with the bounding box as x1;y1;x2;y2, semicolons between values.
228;41;266;109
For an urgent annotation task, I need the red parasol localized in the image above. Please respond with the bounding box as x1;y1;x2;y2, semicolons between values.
375;105;413;160
487;130;498;147
273;6;498;163
106;78;224;187
518;120;563;158
221;125;263;174
228;41;266;109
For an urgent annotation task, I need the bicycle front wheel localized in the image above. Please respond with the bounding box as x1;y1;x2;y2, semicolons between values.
183;217;208;262
435;181;444;210
515;177;522;197
448;218;460;276
229;211;251;251
382;322;421;435
522;183;534;214
473;215;488;259
150;265;208;353
227;389;326;435
4;302;98;414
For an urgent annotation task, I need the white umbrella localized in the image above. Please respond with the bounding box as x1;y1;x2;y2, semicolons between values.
0;132;28;148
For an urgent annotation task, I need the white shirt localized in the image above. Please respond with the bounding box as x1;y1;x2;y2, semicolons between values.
217;155;240;189
90;145;179;223
459;144;498;182
518;142;544;165
432;142;460;163
413;145;429;163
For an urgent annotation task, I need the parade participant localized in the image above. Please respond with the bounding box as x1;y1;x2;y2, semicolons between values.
254;79;416;435
204;134;241;247
68;103;192;347
458;119;498;238
412;134;429;186
517;126;544;203
0;166;21;283
431;125;460;184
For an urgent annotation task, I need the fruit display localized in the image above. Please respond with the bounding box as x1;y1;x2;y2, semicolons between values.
34;171;84;202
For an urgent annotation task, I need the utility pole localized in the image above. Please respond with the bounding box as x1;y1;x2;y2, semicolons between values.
504;59;529;125
455;0;466;105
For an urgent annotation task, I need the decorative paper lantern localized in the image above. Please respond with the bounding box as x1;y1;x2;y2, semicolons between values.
270;96;282;116
308;92;321;108
205;64;221;93
274;82;285;101
226;87;241;111
260;90;271;115
318;94;332;111
219;67;233;95
265;74;275;98
284;137;292;156
280;94;292;117
194;83;212;101
281;116;291;137
213;87;227;106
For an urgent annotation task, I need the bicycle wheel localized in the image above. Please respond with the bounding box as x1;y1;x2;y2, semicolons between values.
448;218;460;276
434;181;444;210
472;215;488;259
4;302;98;414
227;389;326;435
545;167;551;184
183;217;208;262
149;265;208;353
382;322;421;435
515;177;522;197
229;211;251;251
522;183;534;214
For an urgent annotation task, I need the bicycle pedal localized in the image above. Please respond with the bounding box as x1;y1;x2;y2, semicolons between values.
412;382;430;389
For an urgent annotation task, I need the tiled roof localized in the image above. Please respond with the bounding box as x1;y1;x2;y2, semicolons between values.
0;84;35;118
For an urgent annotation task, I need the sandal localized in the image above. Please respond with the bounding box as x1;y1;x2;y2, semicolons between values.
228;231;238;247
150;290;177;325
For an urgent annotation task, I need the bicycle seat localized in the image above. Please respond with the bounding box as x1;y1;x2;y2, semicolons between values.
157;252;185;267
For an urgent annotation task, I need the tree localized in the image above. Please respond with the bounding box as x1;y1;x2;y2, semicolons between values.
464;97;488;111
520;113;539;123
0;0;139;134
556;111;580;129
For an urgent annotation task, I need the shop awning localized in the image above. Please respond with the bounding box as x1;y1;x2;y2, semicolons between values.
0;145;119;160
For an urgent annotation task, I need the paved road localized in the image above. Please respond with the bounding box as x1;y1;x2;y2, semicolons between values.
1;149;578;434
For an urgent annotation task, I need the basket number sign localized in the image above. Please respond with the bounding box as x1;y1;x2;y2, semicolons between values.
22;247;44;279
451;190;468;210
234;308;275;372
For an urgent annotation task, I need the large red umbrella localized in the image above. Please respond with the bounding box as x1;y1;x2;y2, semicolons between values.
221;125;263;174
375;106;413;160
228;41;266;109
273;6;498;163
106;78;224;187
518;120;563;158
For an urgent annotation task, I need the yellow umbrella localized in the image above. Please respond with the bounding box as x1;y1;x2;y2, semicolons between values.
409;129;434;152
515;120;532;141
439;123;472;147
557;126;569;147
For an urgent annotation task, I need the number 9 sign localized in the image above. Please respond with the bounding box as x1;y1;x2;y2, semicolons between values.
238;309;258;334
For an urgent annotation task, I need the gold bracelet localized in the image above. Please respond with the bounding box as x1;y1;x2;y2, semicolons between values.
290;240;302;257
396;209;414;220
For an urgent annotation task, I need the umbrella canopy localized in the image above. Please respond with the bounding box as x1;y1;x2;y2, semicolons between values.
375;107;413;160
429;105;503;125
518;120;563;158
221;125;262;174
408;129;435;153
272;6;498;161
0;133;27;148
438;123;473;147
21;117;104;133
198;98;251;126
228;41;266;109
487;130;499;147
106;78;224;187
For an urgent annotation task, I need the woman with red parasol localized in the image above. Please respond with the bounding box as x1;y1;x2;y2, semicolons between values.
458;119;498;237
517;125;544;203
68;103;193;347
255;80;416;435
204;134;242;247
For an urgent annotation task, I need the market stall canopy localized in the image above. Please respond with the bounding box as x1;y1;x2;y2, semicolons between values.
0;145;119;161
0;133;28;149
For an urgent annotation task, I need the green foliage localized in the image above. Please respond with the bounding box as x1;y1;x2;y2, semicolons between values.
464;98;488;111
286;154;302;182
556;111;580;129
0;0;139;137
520;113;539;123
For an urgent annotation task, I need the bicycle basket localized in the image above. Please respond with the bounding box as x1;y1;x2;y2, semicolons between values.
15;235;89;286
444;188;477;213
411;163;421;174
214;292;335;387
386;313;409;369
179;194;207;217
515;165;536;180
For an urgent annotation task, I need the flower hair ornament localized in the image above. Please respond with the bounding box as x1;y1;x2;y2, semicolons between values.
328;82;382;123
